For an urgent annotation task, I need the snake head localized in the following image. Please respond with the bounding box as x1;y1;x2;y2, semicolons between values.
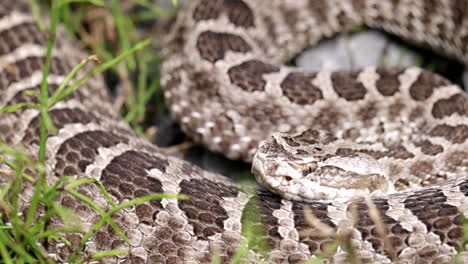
252;130;393;202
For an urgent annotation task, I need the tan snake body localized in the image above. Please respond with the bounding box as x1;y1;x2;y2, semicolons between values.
0;0;468;263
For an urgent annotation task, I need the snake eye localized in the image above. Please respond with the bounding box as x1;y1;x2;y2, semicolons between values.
285;176;293;181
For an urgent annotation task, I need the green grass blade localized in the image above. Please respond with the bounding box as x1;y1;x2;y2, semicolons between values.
53;39;150;103
0;103;39;113
67;189;130;245
56;0;105;8
48;55;99;107
0;231;14;264
92;250;128;259
0;230;38;263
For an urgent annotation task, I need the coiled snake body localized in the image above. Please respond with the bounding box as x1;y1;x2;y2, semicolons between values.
1;0;468;263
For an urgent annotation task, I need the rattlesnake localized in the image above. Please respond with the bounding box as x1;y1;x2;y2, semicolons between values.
1;0;468;263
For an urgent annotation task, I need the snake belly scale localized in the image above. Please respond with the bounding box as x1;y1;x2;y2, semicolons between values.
0;0;468;263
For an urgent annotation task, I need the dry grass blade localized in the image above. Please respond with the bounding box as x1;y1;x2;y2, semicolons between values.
163;141;197;154
0;60;18;76
300;207;335;238
0;168;14;179
300;206;362;264
343;198;362;264
364;196;396;260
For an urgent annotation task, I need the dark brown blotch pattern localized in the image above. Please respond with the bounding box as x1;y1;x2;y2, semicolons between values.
54;131;128;176
0;22;46;56
197;31;251;63
7;85;57;106
413;140;443;156
193;0;223;21
292;200;336;256
409;71;450;101
228;60;279;92
409;160;434;181
429;124;468;144
404;189;462;249
0;1;30;19
258;138;289;159
375;68;404;96
193;0;254;28
0;57;71;92
179;179;238;241
82;150;172;261
432;94;468;119
280;72;323;105
293;129;337;145
331;71;367;101
223;0;255;28
379;145;415;159
248;191;282;253
4;80;95;117
0;84;59;144
101;151;166;207
354;199;410;260
335;145;414;160
22;108;97;145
